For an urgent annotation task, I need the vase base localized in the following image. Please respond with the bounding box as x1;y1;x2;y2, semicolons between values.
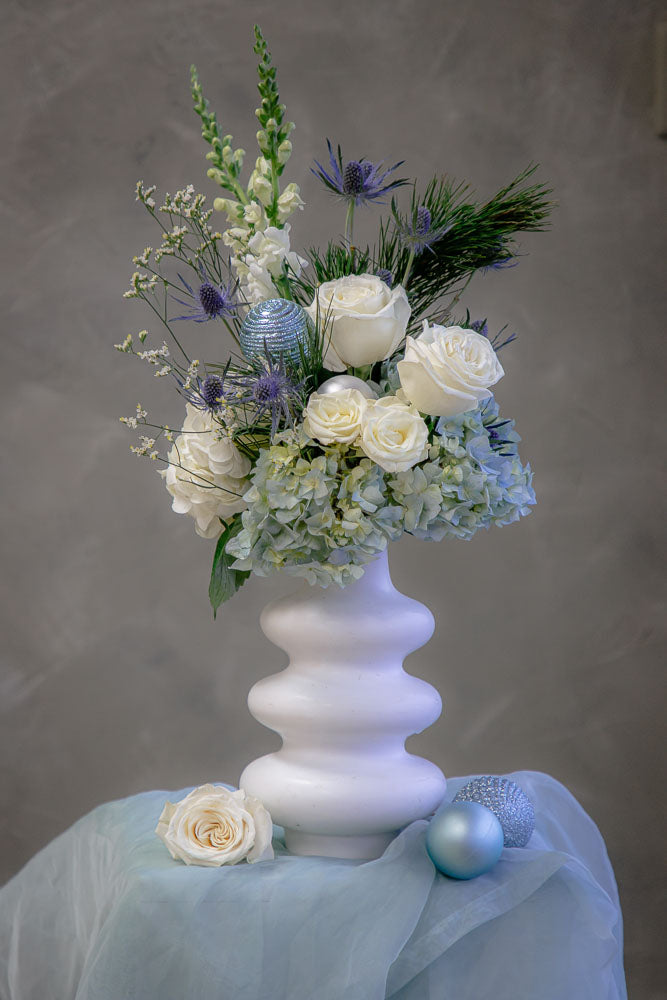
283;828;395;860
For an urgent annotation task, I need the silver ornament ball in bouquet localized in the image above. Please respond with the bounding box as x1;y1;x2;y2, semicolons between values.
240;298;312;368
318;375;378;399
453;776;535;848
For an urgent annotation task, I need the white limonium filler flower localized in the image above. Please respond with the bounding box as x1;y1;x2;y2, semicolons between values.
359;396;429;473
162;404;251;539
398;322;504;417
306;273;411;372
156;784;274;866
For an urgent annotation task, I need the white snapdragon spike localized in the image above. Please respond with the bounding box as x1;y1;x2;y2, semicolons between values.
156;784;274;866
162;404;251;539
243;200;267;230
277;183;304;223
246;224;305;277
306;274;411;372
238;224;307;305
213;197;245;223
398;322;504;417
222;226;252;254
359;396;430;473
248;155;274;206
243;260;277;304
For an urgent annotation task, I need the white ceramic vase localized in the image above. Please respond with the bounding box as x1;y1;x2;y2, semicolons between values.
240;549;446;859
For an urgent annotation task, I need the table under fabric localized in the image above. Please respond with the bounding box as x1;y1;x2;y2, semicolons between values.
0;771;626;1000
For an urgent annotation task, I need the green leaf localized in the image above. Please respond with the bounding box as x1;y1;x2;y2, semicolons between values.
208;518;250;618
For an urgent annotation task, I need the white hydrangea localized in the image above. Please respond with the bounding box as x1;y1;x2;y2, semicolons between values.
162;404;251;539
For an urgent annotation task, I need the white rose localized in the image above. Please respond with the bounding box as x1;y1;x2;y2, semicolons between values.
360;396;429;473
304;388;367;445
398;321;504;417
156;784;274;866
306;274;411;372
162;404;251;539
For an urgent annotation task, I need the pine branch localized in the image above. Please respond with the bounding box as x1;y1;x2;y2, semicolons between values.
378;165;554;330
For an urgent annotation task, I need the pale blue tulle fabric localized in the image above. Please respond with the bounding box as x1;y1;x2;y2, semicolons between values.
0;771;626;1000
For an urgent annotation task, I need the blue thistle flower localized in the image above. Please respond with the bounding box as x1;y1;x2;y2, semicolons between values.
171;265;237;323
227;356;305;436
375;267;394;287
200;374;226;409
395;203;450;255
470;319;517;352
312;140;407;207
177;372;228;412
481;241;519;272
416;206;431;234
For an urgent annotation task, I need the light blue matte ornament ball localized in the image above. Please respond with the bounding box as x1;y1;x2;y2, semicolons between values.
239;298;312;367
453;776;535;848
426;801;504;879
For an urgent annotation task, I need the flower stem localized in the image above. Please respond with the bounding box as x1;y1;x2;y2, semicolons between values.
345;201;355;249
402;250;415;288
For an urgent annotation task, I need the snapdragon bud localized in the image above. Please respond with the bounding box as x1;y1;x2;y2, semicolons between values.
213;197;242;221
207;167;225;185
277;140;292;165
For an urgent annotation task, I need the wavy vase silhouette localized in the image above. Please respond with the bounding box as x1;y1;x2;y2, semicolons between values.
240;550;446;859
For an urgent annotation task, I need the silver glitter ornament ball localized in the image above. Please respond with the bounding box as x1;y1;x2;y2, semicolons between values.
453;776;535;848
239;299;312;367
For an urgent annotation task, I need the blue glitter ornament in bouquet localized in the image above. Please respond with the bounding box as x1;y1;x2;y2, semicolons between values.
453;776;535;848
239;299;312;368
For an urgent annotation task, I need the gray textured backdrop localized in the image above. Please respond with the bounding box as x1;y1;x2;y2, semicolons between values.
1;0;665;996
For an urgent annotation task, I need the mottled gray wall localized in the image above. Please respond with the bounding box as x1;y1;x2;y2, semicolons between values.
1;0;665;995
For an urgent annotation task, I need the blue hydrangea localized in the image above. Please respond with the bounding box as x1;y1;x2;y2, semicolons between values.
226;400;535;586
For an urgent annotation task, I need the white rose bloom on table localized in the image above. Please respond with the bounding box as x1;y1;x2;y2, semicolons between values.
398;322;504;417
359;396;429;473
304;388;368;445
156;784;274;866
162;404;251;539
306;273;410;372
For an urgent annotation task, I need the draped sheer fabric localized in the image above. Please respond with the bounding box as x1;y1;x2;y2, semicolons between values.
0;772;626;999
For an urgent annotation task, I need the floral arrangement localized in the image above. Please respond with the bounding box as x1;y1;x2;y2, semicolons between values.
118;27;551;613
